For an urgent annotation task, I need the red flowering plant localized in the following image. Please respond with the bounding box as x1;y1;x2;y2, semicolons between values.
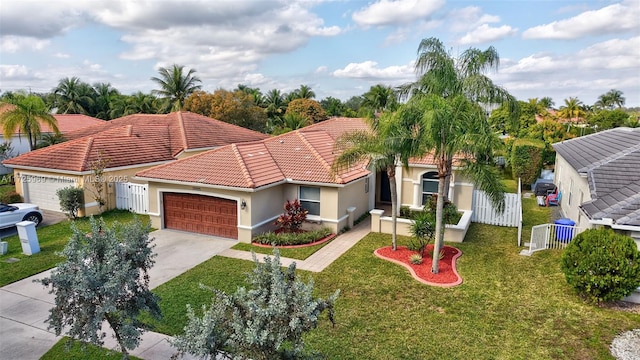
274;199;308;233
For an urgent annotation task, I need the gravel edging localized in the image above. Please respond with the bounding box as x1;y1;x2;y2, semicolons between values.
610;329;640;360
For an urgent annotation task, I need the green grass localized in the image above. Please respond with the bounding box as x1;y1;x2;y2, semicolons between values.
41;337;142;360
146;207;639;359
0;210;147;286
231;238;331;260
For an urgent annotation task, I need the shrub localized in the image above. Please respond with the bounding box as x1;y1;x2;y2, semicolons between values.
409;253;423;265
56;186;84;219
274;199;308;233
409;211;435;256
253;227;333;246
511;138;544;187
1;191;23;203
561;228;640;303
424;195;462;225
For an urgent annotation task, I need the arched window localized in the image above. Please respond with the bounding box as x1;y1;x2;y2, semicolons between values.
421;171;439;205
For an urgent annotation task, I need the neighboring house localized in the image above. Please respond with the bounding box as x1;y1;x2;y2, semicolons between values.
2;112;269;214
135;117;475;243
535;109;585;124
552;127;640;245
0;106;105;174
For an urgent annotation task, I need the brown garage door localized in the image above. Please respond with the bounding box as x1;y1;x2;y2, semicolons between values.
163;193;238;239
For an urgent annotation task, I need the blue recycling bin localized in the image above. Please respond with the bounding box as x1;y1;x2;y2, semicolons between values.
555;218;576;242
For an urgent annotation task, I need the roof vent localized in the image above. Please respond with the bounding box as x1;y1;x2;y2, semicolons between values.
279;140;284;143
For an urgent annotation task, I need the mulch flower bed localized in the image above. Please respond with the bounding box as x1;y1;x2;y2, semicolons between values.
374;244;463;287
251;233;336;249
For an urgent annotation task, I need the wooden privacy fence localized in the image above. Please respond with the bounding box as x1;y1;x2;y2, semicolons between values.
115;182;149;214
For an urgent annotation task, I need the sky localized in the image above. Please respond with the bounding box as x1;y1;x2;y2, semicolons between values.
1;0;639;108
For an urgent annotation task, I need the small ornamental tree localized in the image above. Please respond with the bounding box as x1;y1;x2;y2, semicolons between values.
171;250;339;360
56;186;84;219
37;217;161;358
409;211;435;257
274;199;308;233
561;228;640;303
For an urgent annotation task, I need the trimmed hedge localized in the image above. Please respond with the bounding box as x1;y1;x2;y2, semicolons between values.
253;227;333;246
561;228;640;303
511;138;544;187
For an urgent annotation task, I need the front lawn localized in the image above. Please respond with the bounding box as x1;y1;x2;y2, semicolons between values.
147;221;639;359
231;238;332;260
0;210;147;286
41;337;142;360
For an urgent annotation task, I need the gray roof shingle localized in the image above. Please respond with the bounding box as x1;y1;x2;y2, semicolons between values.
553;127;640;227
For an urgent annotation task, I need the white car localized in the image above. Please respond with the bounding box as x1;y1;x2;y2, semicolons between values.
0;203;43;229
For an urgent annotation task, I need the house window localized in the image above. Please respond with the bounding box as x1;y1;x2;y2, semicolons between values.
421;172;439;205
300;186;320;217
568;179;573;206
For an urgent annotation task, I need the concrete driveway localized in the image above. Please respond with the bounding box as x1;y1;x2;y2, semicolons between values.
0;229;237;360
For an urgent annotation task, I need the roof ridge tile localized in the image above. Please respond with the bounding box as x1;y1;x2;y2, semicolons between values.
231;144;255;188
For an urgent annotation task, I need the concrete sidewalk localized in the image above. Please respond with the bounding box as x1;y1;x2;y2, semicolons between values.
0;219;371;359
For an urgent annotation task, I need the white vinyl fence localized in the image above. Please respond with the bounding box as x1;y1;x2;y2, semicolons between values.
115;182;149;214
471;186;522;228
520;223;585;256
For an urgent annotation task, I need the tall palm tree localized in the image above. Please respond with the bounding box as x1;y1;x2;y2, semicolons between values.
53;77;95;114
332;112;427;250
597;89;625;109
0;94;59;150
92;82;120;120
293;85;316;100
406;37;515;273
124;92;159;115
150;64;202;111
558;97;586;122
362;84;398;115
263;89;287;120
539;97;555;110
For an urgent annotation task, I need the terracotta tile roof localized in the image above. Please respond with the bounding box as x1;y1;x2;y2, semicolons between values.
137;117;372;188
4;111;269;171
3;124;174;172
409;153;465;167
64;111;269;155
0;104;105;134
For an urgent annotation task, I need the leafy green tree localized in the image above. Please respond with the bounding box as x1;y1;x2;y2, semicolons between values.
53;77;95;114
123;91;159;115
271;113;311;135
37;218;161;359
236;84;264;106
0;94;59;150
489;100;536;136
151;64;202;111
171;250;338;360
55;186;84;219
320;96;346;116
588;108;630;130
207;89;267;132
406;37;514;273
523;119;574;164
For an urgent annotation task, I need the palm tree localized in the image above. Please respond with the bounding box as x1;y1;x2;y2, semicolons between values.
406;37;515;273
332;112;427;250
362;84;398;115
53;77;95;114
292;85;316;99
151;64;202;111
558;97;586;122
0;94;59;150
597;89;625;109
263;89;287;120
36;132;66;149
92;82;120;120
124;92;159;115
539;97;555;110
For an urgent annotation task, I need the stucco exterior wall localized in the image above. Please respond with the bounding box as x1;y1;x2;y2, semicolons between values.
554;154;593;229
399;166;473;211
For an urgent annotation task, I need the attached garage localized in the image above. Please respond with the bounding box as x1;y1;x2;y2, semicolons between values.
162;193;238;239
21;175;77;211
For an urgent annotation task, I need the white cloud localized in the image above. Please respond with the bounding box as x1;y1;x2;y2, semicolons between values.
53;52;71;59
0;1;90;38
315;66;329;74
332;61;414;82
0;64;32;79
522;2;639;39
457;24;518;45
446;6;501;33
352;0;444;27
0;36;50;53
